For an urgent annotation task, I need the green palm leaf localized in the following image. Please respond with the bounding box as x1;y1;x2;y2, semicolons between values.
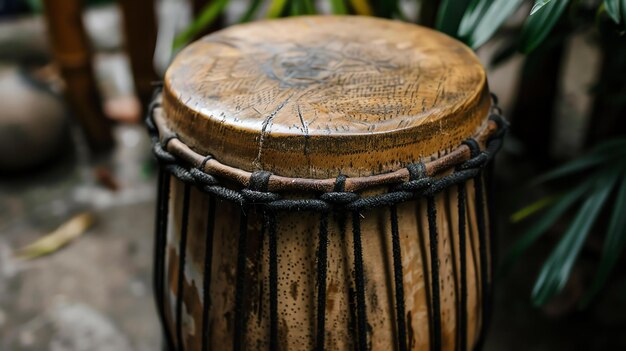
173;0;230;49
267;0;289;17
499;180;591;278
458;0;525;49
531;170;619;306
519;0;571;53
510;194;559;223
239;0;264;22
329;0;348;14
604;0;621;23
436;0;473;36
581;174;626;306
532;138;626;184
530;0;552;15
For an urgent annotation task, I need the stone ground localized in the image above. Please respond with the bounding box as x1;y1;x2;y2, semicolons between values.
2;3;626;351
0;125;160;351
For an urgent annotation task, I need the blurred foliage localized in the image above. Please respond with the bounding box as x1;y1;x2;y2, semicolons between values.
506;140;626;306
177;0;626;51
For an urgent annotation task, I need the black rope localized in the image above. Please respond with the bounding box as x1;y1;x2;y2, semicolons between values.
427;196;441;351
457;184;468;351
463;139;491;351
146;100;507;214
352;210;368;351
416;201;433;351
390;205;407;351
247;171;279;351
233;210;249;351
175;184;192;351
315;212;329;351
154;170;176;350
267;212;278;351
474;173;490;351
147;149;499;213
201;196;216;351
485;119;500;350
333;176;359;346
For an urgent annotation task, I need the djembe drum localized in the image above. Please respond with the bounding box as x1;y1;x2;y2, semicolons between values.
147;16;506;351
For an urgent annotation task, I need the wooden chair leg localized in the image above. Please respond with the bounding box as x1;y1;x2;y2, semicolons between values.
118;0;159;109
42;0;113;152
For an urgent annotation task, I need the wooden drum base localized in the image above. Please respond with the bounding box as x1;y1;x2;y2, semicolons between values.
160;176;490;351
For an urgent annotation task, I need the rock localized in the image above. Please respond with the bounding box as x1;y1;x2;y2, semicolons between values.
0;67;68;172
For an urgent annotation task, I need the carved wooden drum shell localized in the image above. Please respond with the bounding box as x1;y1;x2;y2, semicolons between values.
149;16;505;351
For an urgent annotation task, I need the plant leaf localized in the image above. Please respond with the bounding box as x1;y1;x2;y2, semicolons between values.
348;0;374;15
510;194;559;223
530;0;552;15
604;0;621;23
267;0;289;17
289;0;316;15
532;138;626;185
458;0;525;49
531;171;619;306
519;0;571;53
239;0;264;22
498;180;591;277
173;0;230;49
532;155;609;185
16;213;94;260
435;0;473;37
375;0;397;18
301;0;316;14
581;172;626;306
329;0;348;14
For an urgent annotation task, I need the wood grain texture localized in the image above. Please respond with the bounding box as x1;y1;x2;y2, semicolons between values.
164;178;488;351
162;16;490;178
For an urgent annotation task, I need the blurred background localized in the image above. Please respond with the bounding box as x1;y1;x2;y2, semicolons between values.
0;0;625;350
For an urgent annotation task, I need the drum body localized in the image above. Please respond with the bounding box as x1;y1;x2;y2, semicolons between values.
148;16;505;351
159;176;489;351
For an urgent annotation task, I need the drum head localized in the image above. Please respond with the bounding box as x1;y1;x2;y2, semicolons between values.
162;16;490;178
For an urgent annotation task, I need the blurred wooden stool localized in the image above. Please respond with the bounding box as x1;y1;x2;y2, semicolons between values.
42;0;216;151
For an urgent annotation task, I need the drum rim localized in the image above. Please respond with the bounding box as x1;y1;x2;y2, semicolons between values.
161;16;491;178
147;88;506;194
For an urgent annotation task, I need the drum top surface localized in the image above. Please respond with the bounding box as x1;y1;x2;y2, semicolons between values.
162;16;490;178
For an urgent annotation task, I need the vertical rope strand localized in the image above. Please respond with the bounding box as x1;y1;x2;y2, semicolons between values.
486;161;497;336
154;170;175;350
268;212;279;351
457;185;468;351
390;205;407;351
233;209;249;351
415;202;433;351
175;184;192;351
427;196;442;351
201;196;216;351
473;174;490;351
352;210;368;351
315;212;329;351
